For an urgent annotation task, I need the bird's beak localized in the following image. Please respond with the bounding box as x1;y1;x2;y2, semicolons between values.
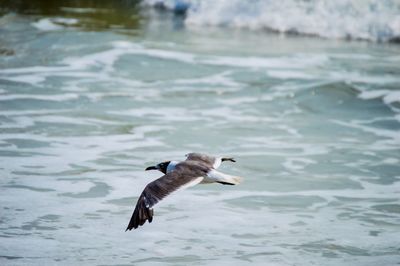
145;165;158;171
222;157;236;162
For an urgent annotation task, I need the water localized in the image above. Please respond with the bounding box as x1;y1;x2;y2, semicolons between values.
145;0;400;42
1;1;400;265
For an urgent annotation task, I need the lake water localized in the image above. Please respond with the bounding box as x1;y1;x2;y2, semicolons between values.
1;1;400;265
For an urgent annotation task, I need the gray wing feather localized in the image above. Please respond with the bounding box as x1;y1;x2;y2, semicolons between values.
185;152;216;168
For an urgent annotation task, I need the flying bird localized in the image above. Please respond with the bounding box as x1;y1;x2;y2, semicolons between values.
145;152;236;174
126;153;241;231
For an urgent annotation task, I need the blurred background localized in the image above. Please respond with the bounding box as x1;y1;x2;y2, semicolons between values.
0;0;399;265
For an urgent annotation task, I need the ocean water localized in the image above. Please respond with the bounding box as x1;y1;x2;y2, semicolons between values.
1;1;400;265
144;0;400;42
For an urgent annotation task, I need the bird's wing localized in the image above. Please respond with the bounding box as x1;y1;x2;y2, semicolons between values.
126;169;204;231
185;153;216;168
186;153;235;169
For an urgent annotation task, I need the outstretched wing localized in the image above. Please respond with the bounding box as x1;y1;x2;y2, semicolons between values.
186;152;235;169
185;153;217;168
126;169;204;231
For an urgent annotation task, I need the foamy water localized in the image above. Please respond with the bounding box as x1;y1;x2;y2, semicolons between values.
1;5;400;266
144;0;400;42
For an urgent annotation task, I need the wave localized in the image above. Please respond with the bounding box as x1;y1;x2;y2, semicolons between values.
32;18;79;31
143;0;400;42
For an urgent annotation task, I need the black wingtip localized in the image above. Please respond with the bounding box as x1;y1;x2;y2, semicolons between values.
126;195;154;231
216;181;235;185
222;157;236;163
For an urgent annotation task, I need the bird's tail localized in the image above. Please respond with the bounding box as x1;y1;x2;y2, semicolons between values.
207;169;243;185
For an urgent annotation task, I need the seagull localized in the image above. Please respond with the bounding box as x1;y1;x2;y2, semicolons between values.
145;152;236;174
126;154;242;231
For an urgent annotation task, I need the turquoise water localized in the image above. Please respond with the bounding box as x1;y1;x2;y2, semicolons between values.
1;2;400;265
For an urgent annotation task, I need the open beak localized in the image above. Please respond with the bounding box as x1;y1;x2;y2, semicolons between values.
222;157;236;162
145;165;158;171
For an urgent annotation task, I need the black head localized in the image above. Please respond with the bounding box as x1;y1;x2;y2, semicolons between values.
145;161;171;174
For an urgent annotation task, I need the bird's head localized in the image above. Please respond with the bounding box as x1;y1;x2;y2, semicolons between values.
145;161;171;174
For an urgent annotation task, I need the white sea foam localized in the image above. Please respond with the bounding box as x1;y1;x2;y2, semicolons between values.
282;157;317;171
53;18;79;25
266;70;315;80
382;91;400;104
0;65;70;74
145;0;400;42
332;119;400;141
0;110;69;116
33;116;122;126
358;89;392;100
112;41;328;71
29;41;194;76
0;93;79;102
60;7;108;14
0;41;338;90
0;74;47;85
0;42;141;85
358;89;400;111
129;47;196;63
201;54;328;69
110;107;203;122
32;18;78;31
32;18;63;31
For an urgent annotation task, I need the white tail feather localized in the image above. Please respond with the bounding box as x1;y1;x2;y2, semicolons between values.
205;169;243;185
